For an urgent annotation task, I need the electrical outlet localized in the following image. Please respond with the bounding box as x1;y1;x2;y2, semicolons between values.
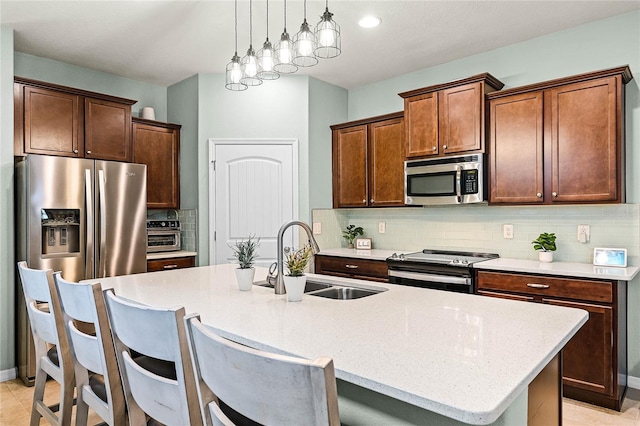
503;224;514;239
577;225;590;243
312;222;322;235
378;222;386;234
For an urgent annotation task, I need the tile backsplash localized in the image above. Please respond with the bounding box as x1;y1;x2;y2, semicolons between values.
312;204;640;266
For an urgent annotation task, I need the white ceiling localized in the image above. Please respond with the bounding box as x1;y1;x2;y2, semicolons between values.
2;1;639;89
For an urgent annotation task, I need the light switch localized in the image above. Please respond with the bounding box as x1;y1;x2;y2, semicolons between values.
312;222;322;235
503;224;513;239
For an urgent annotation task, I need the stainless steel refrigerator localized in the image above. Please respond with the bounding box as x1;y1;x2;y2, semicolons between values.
15;154;147;384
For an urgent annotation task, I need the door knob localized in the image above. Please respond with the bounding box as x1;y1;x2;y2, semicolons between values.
86;150;92;154
432;146;437;151
552;192;558;197
370;199;375;203
443;145;448;149
362;199;366;204
73;149;78;154
536;193;542;198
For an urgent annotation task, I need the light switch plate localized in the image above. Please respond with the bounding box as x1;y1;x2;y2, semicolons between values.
378;222;386;233
312;222;322;235
503;224;513;239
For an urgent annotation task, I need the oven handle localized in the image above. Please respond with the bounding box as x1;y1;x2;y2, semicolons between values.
456;165;462;203
388;270;471;286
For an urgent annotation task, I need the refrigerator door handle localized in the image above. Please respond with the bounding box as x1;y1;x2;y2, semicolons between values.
98;169;107;278
85;169;94;278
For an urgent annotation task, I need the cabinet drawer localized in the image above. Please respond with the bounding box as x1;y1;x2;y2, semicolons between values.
147;256;195;272
315;255;388;281
476;271;613;303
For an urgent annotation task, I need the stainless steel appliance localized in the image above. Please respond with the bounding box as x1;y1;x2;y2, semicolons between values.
404;154;485;205
147;220;181;252
386;249;499;293
15;154;147;384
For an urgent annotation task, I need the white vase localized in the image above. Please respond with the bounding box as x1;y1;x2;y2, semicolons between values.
235;268;255;291
538;251;553;263
283;275;307;302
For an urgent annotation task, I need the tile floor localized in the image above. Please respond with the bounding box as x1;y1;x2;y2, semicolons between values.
1;378;640;425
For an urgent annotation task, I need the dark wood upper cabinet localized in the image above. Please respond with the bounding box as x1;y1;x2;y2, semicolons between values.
331;112;405;208
399;73;504;159
487;66;632;205
132;118;181;209
14;77;136;161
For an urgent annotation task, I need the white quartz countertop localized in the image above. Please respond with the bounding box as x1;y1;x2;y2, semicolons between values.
90;264;587;425
146;250;197;260
475;258;640;281
318;248;403;261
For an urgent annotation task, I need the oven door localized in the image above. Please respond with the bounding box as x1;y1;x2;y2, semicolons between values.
405;155;484;205
388;270;473;293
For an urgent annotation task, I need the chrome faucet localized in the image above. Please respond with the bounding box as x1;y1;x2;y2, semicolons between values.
267;220;320;294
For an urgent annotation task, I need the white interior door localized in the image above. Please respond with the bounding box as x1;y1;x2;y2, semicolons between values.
209;139;298;267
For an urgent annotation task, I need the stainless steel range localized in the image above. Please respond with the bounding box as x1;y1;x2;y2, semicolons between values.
386;249;499;293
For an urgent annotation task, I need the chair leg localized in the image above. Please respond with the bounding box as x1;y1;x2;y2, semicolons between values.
58;374;75;426
30;369;47;426
74;387;89;426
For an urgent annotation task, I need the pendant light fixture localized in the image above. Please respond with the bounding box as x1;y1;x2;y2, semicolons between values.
314;0;341;58
240;0;262;86
257;0;279;80
274;0;298;74
225;0;247;91
293;0;318;67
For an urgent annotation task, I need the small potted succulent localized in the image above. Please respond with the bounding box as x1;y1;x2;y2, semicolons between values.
283;245;313;302
531;232;557;263
342;224;364;249
230;235;260;290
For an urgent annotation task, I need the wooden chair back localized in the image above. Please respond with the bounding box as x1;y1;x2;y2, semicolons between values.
52;273;126;425
184;314;340;426
17;261;74;426
104;289;202;426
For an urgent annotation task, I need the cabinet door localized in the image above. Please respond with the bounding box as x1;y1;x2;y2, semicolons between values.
439;82;482;154
369;117;405;206
544;298;614;396
333;125;368;207
84;97;132;162
133;122;181;209
549;76;620;202
489;92;544;204
23;85;82;157
404;92;438;158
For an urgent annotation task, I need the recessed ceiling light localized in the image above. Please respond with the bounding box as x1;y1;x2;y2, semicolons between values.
358;16;381;28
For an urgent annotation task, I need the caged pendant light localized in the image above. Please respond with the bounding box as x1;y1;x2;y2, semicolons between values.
257;0;279;80
274;0;298;74
240;0;262;86
314;0;341;58
225;0;247;91
293;0;319;67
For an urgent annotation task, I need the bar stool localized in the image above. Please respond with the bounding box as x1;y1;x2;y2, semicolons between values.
103;289;203;426
16;261;74;426
184;313;340;426
51;274;126;425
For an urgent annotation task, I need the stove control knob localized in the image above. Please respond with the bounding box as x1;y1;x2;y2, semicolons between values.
390;253;398;259
399;254;405;260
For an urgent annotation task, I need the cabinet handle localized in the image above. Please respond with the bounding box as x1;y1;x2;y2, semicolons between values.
163;264;179;270
536;193;542;198
527;283;550;289
552;192;558;197
443;145;448;149
86;150;92;155
73;149;78;154
432;146;437;151
362;199;367;204
345;264;359;269
370;199;375;203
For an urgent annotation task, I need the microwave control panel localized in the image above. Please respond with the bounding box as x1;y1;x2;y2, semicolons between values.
462;170;479;195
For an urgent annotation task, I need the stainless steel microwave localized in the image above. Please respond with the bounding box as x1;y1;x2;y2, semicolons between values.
405;154;485;205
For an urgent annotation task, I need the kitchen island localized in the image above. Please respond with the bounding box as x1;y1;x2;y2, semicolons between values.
91;264;587;425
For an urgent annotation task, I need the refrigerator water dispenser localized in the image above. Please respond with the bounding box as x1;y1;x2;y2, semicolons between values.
41;209;80;255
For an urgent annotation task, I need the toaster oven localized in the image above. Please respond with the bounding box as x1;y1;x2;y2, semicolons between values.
147;220;181;253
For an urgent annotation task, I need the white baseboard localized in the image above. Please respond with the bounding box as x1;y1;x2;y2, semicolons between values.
0;367;17;382
628;375;640;390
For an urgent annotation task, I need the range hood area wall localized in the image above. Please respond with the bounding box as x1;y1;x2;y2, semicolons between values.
312;204;640;266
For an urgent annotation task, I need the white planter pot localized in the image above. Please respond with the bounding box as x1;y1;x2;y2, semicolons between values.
538;251;554;263
235;268;255;291
283;275;307;302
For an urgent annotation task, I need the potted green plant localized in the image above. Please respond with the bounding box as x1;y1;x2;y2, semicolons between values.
531;232;557;263
283;245;313;302
343;224;364;249
230;235;260;290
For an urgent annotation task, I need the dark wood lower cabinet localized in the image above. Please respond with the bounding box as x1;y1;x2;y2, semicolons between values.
147;256;195;272
314;255;388;282
476;270;627;410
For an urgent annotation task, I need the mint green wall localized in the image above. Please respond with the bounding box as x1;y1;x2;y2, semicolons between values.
15;52;168;121
308;77;348;211
193;74;311;265
0;26;15;375
168;75;199;209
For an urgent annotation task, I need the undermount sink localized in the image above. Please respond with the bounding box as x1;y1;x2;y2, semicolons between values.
253;280;332;293
309;286;383;300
